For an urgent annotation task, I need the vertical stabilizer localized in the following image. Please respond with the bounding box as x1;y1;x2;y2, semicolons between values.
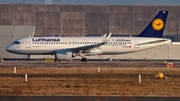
137;10;168;38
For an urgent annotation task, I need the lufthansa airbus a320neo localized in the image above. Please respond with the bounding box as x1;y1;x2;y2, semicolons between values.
6;11;171;62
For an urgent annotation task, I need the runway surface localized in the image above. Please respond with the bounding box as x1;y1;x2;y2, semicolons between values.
0;59;179;67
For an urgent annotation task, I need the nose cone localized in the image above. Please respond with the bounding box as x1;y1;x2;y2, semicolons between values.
6;45;13;53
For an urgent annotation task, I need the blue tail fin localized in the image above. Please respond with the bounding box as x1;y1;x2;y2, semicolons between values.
137;10;168;38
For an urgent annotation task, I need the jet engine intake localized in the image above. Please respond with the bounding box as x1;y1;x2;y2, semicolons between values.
55;49;72;60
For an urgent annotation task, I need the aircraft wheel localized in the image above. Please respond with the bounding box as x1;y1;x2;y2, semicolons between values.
81;58;87;62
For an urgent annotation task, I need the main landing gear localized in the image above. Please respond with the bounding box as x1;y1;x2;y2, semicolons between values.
27;55;30;62
81;57;87;62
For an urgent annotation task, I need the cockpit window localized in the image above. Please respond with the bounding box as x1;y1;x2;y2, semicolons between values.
13;41;21;44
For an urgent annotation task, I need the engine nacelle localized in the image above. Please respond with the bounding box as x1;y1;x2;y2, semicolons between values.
55;49;72;60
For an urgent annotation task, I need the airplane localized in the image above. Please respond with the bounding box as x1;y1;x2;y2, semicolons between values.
6;10;171;62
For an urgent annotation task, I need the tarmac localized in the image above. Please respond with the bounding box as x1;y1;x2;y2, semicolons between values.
0;59;179;68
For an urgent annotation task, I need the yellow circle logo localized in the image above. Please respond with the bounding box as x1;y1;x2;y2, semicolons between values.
152;18;164;31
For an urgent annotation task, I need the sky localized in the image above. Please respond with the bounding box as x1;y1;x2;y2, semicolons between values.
0;0;180;5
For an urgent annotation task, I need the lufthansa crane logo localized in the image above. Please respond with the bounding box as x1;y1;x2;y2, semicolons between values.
152;18;164;31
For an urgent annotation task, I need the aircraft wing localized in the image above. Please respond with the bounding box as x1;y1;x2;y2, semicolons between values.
69;33;112;52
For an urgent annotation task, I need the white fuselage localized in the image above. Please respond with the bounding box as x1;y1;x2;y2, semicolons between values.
6;37;171;56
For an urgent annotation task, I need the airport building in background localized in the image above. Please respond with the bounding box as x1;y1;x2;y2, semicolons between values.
0;4;179;39
0;4;180;60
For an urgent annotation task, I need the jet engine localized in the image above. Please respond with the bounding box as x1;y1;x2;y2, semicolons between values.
55;49;72;60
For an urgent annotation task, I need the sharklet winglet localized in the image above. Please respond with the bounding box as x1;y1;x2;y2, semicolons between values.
102;33;112;44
